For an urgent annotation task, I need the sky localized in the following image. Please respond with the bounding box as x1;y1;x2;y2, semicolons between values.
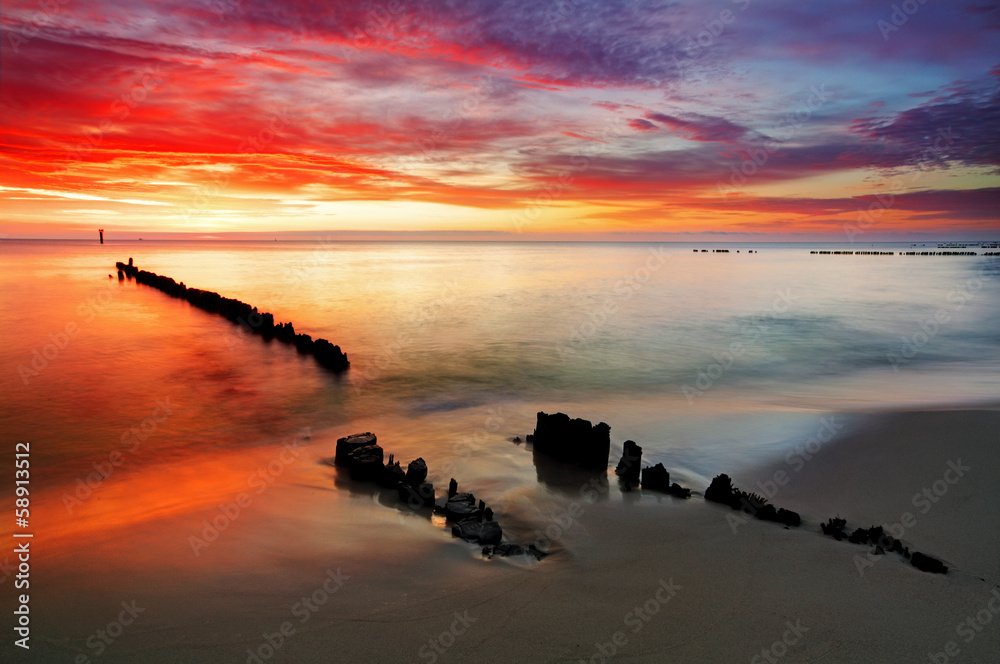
1;0;998;241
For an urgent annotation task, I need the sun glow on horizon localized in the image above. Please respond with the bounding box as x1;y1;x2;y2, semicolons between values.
1;1;997;240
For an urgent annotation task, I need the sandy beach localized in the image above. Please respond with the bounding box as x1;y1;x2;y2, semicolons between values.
18;405;998;664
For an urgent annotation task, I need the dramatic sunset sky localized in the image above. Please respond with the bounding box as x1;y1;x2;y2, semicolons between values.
1;0;998;240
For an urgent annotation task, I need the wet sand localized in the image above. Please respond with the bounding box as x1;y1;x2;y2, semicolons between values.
18;407;1000;663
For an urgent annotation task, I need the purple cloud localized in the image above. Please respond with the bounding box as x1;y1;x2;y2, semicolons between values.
851;71;1000;167
646;112;749;143
629;118;658;131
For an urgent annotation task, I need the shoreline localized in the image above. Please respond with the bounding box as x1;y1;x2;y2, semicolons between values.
15;404;1000;663
727;407;1000;584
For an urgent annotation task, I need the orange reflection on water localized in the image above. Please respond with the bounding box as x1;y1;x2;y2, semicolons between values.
32;445;302;563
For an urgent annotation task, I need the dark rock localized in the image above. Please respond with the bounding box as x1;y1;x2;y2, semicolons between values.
738;492;768;514
398;482;435;508
453;521;483;542
335;432;376;465
531;445;609;493
615;440;643;484
478;520;502;545
821;516;847;540
668;483;692;499
775;508;801;527
117;269;124;280
704;473;736;506
405;458;427;485
756;504;778;521
274;321;296;342
705;473;796;525
492;543;525;557
347;444;384;482
445;501;480;522
378;459;405;487
836;523;918;565
294;333;314;353
848;525;897;548
911;552;948;574
532;411;611;470
640;462;670;492
753;504;799;527
326;428;529;560
449;492;476;505
526;544;549;560
313;338;348;371
848;527;868;545
455;521;502;546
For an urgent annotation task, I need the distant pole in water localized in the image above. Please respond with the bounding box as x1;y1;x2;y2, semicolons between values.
99;228;104;244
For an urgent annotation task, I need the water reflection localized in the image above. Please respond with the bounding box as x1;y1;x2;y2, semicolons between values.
530;445;610;498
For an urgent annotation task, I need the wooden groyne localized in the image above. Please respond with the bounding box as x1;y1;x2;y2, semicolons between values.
811;250;896;255
810;250;984;256
321;409;952;573
330;432;547;560
685;248;993;256
515;411;948;573
116;259;349;372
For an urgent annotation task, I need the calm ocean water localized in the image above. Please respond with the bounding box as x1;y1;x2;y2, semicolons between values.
1;239;998;658
0;238;997;570
3;240;999;485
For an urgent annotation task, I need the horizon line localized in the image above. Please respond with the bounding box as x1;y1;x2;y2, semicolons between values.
3;229;998;243
4;236;997;245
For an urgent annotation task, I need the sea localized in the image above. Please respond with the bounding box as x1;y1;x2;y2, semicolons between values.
0;239;998;658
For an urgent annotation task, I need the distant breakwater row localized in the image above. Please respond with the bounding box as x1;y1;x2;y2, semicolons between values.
115;260;349;372
810;250;986;256
688;249;995;256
